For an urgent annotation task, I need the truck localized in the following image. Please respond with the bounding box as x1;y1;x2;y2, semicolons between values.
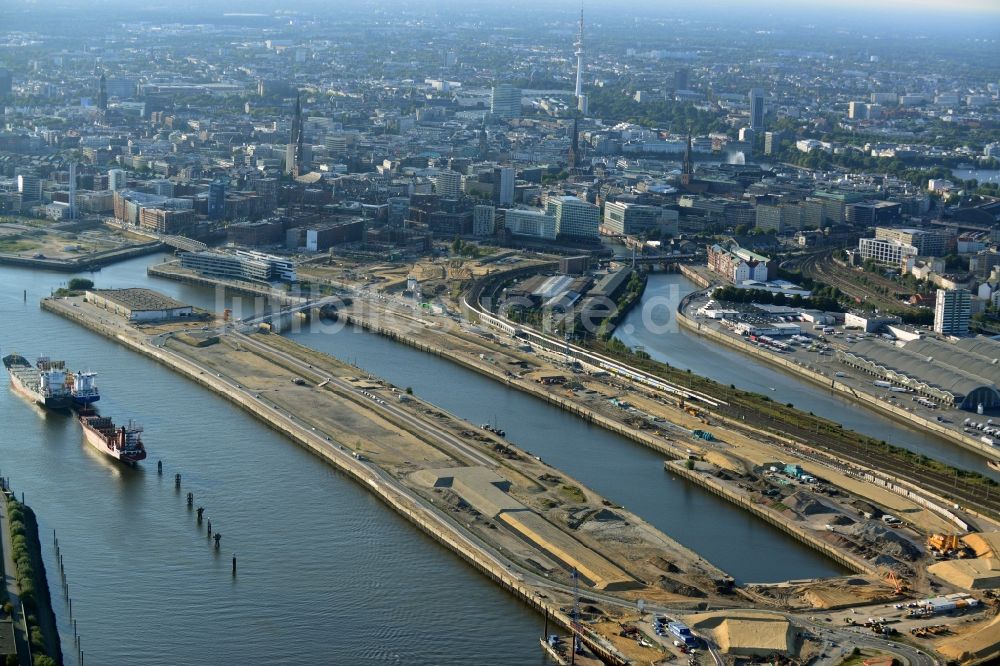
667;622;697;647
873;380;893;388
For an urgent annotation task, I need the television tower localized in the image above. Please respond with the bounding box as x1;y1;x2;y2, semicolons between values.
574;7;587;115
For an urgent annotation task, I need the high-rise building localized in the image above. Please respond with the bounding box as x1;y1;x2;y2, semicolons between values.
97;73;108;112
749;88;766;131
848;101;869;120
252;177;278;210
546;196;599;241
105;77;137;100
0;68;11;100
16;172;41;202
934;288;971;337
68;162;77;219
208;180;226;220
673;67;690;92
286;94;304;176
473;204;496;237
567;117;580;170
108;169;127;192
506;209;557;240
492;167;514;206
602;201;676;236
388;197;410;227
490;84;521;120
432;170;462;198
763;131;786;156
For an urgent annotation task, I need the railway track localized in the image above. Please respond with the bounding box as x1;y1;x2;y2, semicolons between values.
467;270;1000;520
718;400;1000;519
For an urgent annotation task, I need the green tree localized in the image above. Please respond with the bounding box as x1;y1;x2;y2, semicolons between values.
68;278;94;291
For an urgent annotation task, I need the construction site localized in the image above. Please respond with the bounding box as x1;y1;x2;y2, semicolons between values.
102;250;1000;664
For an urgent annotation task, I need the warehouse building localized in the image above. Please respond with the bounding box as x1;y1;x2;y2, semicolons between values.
837;338;1000;410
85;289;193;322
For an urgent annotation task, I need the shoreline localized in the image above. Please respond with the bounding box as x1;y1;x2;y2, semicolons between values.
0;241;164;272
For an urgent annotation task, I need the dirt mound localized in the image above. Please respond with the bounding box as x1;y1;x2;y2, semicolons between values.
851;521;921;561
651;556;681;574
786;492;837;516
658;575;707;598
593;509;623;522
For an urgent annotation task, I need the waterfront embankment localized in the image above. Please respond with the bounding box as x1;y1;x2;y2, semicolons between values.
663;461;879;576
1;481;60;665
0;240;164;272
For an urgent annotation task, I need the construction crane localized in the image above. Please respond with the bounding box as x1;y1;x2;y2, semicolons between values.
884;569;907;595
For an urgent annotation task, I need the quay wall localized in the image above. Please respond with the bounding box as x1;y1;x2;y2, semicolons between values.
0;241;164;271
664;461;879;577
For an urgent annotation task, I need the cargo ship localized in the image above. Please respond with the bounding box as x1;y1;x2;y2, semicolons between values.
79;413;147;463
69;370;100;406
3;353;73;410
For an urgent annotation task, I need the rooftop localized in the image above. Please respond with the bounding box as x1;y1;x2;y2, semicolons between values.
87;288;191;312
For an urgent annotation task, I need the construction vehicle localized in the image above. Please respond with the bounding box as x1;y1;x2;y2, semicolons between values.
928;534;961;552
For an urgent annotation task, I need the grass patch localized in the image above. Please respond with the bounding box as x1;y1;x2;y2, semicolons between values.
560;485;586;503
0;238;41;253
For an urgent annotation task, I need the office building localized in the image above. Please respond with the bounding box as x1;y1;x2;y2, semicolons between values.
105;77;137;100
506;209;557;240
875;227;951;257
97;73;107;111
252;177;278;210
207;180;226;220
755;203;802;234
285;94;305;176
108;169;127;192
546;196;600;241
180;249;296;283
0;68;11;100
388;197;410;227
858;237;918;268
493;166;514;206
473;204;496;237
602;201;676;236
763;131;785;156
749;88;765;131
16;173;41;202
490;84;521;120
934;288;971;337
432;170;463;198
673;67;689;92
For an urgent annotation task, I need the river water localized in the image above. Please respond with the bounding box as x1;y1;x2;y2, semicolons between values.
613;273;1000;482
1;255;548;666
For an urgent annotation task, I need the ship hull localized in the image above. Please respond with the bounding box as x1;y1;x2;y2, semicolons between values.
81;423;147;463
72;394;100;406
7;371;73;410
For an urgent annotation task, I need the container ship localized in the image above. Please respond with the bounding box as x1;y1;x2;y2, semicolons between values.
3;353;73;410
69;370;100;406
79;413;147;463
